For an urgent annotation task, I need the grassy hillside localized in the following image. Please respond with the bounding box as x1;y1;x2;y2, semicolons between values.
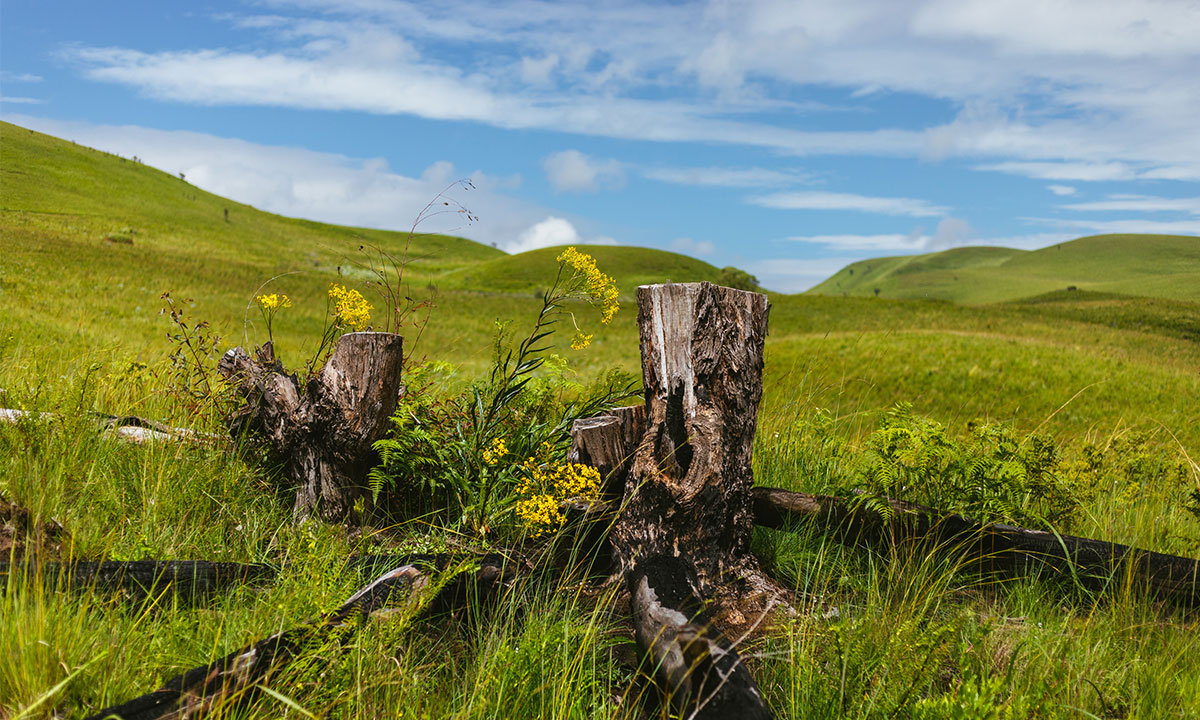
440;244;728;294
808;234;1200;303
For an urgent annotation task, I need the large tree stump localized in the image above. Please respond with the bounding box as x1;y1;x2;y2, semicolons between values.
612;282;775;719
218;332;403;521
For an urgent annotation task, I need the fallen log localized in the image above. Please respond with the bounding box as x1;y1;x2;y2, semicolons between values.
752;487;1200;608
0;553;488;601
0;408;216;445
610;282;776;719
217;333;404;521
82;555;514;720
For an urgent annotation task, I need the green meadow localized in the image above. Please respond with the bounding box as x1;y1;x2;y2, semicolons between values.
3;121;1200;718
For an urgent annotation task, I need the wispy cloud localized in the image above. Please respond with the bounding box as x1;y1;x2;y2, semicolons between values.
0;96;45;105
1047;185;1077;196
670;237;717;257
642;165;812;188
543;150;624;193
1058;194;1200;214
52;1;1200;176
976;161;1138;181
751;191;948;217
1028;216;1200;236
0;71;43;83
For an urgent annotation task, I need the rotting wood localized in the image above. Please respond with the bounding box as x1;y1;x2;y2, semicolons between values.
753;486;1200;609
0;553;489;601
0;408;216;445
82;555;515;720
568;404;645;501
217;332;404;521
611;282;776;720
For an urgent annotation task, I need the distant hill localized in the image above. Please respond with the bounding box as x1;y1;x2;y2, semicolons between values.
440;244;742;295
807;234;1200;303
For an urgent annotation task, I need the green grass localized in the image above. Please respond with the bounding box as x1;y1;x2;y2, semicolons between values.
809;234;1200;303
4;120;1200;718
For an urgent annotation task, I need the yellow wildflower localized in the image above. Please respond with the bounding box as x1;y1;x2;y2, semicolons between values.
328;283;373;331
514;440;602;536
482;437;508;466
556;247;619;324
257;293;292;310
570;331;593;351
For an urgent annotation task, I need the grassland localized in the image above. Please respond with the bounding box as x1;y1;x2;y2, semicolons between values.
809;235;1200;303
3;122;1200;718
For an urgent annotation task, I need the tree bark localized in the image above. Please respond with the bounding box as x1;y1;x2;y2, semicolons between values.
611;282;775;720
568;403;645;501
218;332;403;521
753;486;1200;608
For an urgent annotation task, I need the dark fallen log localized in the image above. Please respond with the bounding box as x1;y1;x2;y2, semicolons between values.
0;408;217;445
752;487;1200;609
218;333;404;520
0;553;498;601
610;283;777;719
0;559;276;599
83;555;514;720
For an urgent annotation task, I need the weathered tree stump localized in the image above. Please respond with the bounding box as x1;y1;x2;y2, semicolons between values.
611;282;775;719
218;332;403;521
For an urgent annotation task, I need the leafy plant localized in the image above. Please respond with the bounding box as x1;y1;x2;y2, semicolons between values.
370;248;636;537
801;403;1089;530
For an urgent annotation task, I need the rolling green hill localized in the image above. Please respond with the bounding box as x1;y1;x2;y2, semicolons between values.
440;244;731;294
808;234;1200;303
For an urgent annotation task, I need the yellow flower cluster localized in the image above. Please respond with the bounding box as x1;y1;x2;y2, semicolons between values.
570;331;593;351
515;441;602;536
557;246;619;325
256;293;292;310
328;283;373;331
482;437;507;466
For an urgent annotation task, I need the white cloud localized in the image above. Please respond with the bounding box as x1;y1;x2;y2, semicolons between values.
642;165;811;188
751;191;948;217
1027;216;1200;236
55;1;1200;177
929;217;971;250
911;0;1200;59
1047;185;1077;196
0;71;42;83
520;54;558;85
506;216;581;254
670;237;717;257
783;233;929;252
976;161;1139;181
0;96;44;105
1058;194;1200;214
2;113;570;251
543;150;624;193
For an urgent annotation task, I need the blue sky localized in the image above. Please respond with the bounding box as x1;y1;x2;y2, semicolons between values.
3;0;1198;291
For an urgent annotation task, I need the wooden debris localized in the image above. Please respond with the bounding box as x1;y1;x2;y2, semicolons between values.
217;333;404;520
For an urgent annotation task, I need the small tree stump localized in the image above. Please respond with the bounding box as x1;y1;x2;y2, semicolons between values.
612;282;775;719
218;332;403;521
568;404;645;501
